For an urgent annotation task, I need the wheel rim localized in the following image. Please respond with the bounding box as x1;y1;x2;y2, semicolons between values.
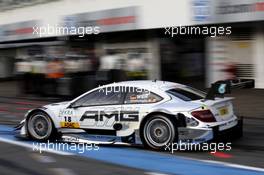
144;118;174;147
28;114;52;140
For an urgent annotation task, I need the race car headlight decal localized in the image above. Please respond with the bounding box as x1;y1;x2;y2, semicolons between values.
185;117;199;127
191;110;216;123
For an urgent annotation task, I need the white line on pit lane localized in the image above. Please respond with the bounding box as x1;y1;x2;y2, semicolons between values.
200;160;264;173
49;168;77;175
161;152;264;173
31;153;56;163
145;172;171;175
0;137;73;156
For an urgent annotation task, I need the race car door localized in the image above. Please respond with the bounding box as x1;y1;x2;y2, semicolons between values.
120;87;164;136
70;87;125;130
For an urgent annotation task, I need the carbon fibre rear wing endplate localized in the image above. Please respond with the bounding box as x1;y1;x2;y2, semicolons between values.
205;79;254;100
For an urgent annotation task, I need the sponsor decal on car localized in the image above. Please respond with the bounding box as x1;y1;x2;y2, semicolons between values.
80;110;139;122
218;106;229;116
60;122;80;128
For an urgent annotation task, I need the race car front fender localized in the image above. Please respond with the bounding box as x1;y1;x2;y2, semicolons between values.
24;107;60;128
14;107;58;139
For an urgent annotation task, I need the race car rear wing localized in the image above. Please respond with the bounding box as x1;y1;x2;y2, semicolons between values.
205;79;254;100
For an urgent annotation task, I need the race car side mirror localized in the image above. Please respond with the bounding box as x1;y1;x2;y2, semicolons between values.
68;103;81;109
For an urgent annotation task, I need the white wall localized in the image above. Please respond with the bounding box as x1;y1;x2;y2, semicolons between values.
206;37;232;87
206;34;264;89
253;31;264;88
0;0;192;29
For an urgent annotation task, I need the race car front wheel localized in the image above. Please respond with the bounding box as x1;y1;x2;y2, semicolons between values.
141;115;177;150
27;111;55;141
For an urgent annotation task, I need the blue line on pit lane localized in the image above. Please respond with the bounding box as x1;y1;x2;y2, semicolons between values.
0;125;263;175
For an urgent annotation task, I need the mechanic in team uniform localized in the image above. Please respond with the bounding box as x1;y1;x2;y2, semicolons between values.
46;57;64;96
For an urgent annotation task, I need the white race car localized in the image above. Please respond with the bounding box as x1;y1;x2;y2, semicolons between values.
16;80;243;150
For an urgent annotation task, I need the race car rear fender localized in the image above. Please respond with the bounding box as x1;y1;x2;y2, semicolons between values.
116;111;186;137
139;112;186;135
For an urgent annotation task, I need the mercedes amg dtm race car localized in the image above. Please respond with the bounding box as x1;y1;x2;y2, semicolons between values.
16;80;244;150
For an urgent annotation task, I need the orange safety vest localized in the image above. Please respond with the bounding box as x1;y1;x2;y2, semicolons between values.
46;61;64;79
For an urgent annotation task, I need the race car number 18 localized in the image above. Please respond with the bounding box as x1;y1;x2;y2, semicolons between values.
64;116;71;122
60;116;80;128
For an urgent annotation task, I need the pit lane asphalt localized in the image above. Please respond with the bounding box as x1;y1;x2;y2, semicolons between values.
0;124;264;175
0;97;264;175
0;141;147;175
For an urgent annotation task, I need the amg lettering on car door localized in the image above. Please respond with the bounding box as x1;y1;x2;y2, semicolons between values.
80;111;139;122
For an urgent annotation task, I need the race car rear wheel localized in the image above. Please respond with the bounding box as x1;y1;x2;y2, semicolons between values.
27;111;55;141
141;115;177;150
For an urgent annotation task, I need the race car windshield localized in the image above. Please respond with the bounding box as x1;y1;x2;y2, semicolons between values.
166;87;206;101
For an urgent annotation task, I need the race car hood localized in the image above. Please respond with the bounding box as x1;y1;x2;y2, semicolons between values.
43;101;70;109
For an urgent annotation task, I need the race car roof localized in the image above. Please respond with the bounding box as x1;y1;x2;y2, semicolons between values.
105;80;185;92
